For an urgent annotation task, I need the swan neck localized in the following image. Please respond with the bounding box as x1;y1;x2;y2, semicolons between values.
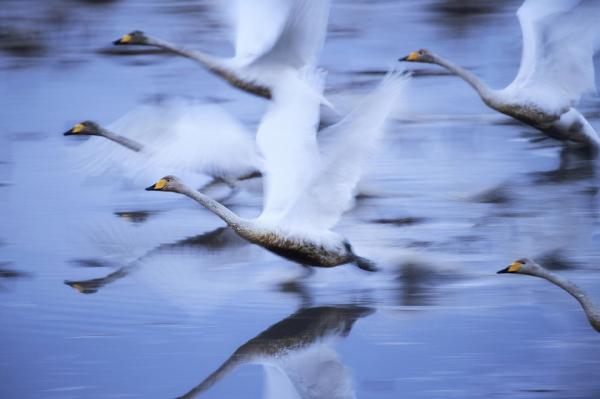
147;37;223;71
180;186;246;228
176;354;247;399
99;127;143;152
146;37;271;99
536;268;600;331
431;54;494;102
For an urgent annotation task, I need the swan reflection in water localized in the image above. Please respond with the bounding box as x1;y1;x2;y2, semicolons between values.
64;226;244;294
177;305;374;399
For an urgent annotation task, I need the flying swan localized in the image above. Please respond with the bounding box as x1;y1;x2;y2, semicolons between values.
146;69;408;270
401;0;600;150
64;100;263;189
113;0;330;101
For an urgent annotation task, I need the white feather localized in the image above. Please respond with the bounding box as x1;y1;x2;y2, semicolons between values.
226;0;330;70
505;0;600;112
73;99;263;184
263;344;355;399
256;68;409;235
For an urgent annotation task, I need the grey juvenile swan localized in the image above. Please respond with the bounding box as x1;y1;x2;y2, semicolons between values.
114;0;330;101
400;0;600;150
498;258;600;333
64;101;263;189
146;70;408;270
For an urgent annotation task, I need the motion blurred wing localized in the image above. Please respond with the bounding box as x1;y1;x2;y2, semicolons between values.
508;0;600;111
74;99;261;183
256;69;324;225
228;0;330;69
264;345;355;399
280;72;409;231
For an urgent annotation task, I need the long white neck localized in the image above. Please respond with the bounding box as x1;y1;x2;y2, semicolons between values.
146;37;223;71
98;127;143;152
535;268;600;332
430;53;496;105
178;185;248;229
176;354;247;399
145;36;272;99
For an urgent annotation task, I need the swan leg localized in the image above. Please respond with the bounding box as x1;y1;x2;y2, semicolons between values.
300;264;316;279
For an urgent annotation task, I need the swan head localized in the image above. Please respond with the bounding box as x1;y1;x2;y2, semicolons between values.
145;175;183;193
399;49;434;63
63;121;102;136
497;258;542;276
113;30;149;45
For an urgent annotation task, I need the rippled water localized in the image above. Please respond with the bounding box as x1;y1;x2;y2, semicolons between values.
2;1;600;398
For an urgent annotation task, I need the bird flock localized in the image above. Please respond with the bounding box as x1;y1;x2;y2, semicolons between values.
63;0;600;334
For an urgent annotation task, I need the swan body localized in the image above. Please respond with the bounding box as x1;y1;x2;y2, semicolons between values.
177;305;372;399
400;0;600;149
146;70;408;269
64;100;263;187
498;258;600;333
114;0;330;101
146;176;370;269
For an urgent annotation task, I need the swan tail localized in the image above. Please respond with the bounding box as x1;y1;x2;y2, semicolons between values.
354;256;379;272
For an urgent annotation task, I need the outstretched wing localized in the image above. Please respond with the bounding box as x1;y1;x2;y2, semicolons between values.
507;0;600;111
279;72;409;231
73;99;260;183
228;0;330;69
256;69;324;225
265;345;355;399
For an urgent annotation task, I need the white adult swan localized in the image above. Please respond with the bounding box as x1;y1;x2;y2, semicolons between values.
400;0;600;150
498;258;600;333
146;70;408;269
176;305;372;399
64;100;263;189
114;0;330;101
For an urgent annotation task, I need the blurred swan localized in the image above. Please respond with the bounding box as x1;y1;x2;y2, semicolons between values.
177;305;373;399
146;70;408;270
64;226;243;295
498;258;600;333
64;100;263;189
114;0;330;101
401;0;600;150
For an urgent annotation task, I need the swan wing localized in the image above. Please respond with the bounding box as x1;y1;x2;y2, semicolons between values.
74;99;261;182
146;102;262;179
228;0;330;69
280;72;409;231
265;345;355;399
256;69;324;224
508;0;600;111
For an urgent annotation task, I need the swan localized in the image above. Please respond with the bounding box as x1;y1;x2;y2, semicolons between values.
63;100;263;189
176;305;373;399
146;70;408;270
113;0;330;101
498;258;600;333
400;0;600;150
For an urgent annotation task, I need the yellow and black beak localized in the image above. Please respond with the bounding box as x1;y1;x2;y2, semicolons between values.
64;123;85;136
399;51;420;62
113;34;132;45
497;261;522;274
64;280;97;294
145;178;167;191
